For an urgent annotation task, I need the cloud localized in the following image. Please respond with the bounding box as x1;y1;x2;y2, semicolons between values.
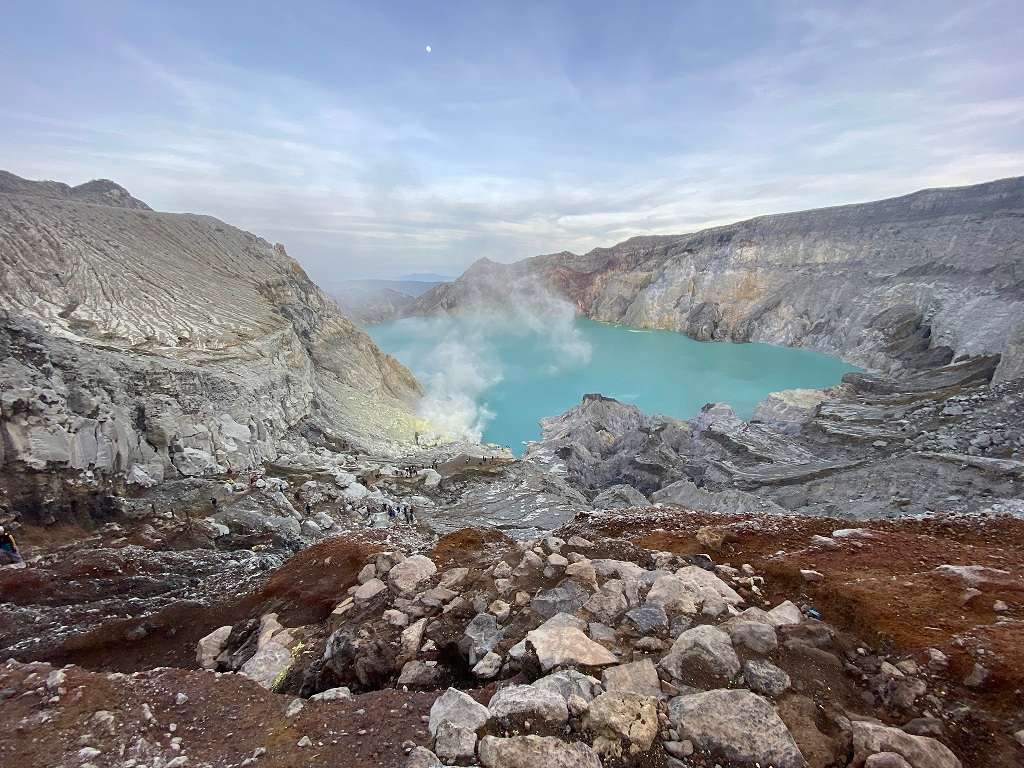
0;1;1021;280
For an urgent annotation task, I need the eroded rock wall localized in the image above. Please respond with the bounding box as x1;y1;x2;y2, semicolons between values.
414;177;1024;380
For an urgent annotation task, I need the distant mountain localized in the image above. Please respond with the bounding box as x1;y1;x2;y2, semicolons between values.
400;272;455;282
329;278;446;323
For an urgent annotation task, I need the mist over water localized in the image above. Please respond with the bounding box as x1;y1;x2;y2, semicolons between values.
369;314;858;454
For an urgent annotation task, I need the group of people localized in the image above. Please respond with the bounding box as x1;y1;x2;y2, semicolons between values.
357;497;416;527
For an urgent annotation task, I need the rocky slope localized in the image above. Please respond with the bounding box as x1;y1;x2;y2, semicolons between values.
0;171;422;500
412;177;1024;382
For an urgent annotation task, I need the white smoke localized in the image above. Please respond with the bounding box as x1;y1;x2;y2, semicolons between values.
388;278;591;443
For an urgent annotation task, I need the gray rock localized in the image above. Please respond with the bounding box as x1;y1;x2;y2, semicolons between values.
624;602;668;634
660;625;741;685
398;660;443;689
461;613;503;666
668;689;806;768
389;555;438;597
645;575;700;615
434;720;477;765
725;620;779;654
472;652;503;680
526;622;617;671
405;746;442;767
428;688;489;737
583;692;660;758
531;581;589;619
583;584;629;624
487;684;569;729
601;658;663;698
743;659;791;697
851;721;961;768
478;735;602;768
533;669;603;703
196;625;232;669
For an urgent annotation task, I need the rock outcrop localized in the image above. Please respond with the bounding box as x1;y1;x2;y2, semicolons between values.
412;176;1024;382
0;171;422;492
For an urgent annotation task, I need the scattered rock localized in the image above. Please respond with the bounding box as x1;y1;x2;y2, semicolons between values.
583;692;660;758
660;625;741;685
428;688;489;737
478;735;602;768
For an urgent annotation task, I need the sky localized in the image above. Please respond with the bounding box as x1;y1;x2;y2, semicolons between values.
2;1;1022;282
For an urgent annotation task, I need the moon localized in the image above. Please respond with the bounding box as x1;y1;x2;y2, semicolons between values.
425;45;432;53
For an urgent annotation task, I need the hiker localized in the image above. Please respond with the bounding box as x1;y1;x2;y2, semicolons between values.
0;526;22;566
404;503;416;525
305;501;312;516
210;497;218;512
387;502;398;523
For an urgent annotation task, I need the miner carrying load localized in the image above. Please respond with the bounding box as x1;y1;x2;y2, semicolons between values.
0;525;23;566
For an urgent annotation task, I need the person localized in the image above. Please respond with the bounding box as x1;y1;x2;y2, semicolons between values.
210;497;218;512
387;502;397;524
404;503;415;525
305;501;312;516
0;526;22;566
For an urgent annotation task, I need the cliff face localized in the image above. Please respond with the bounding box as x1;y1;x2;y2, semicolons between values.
0;172;421;485
414;177;1024;381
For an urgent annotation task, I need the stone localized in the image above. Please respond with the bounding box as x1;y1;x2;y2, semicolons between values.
766;600;804;627
493;561;513;579
624;602;668;634
801;569;824;583
583;692;660;758
196;625;232;669
488;684;569;730
400;618;427;663
743;659;791;697
526;624;618;671
547;553;568;568
602;658;663;698
440;567;471;591
675;565;743;605
902;717;944;738
239;613;298;689
851;721;961;768
477;735;602;768
592;484;649;509
531;581;589;619
357;563;376;584
514;550;544;577
533;669;603;703
583;584;629;624
461;613;503;665
964;662;989;688
309;686;352;702
354;578;388;602
428;688;489;737
472;652;503;679
669;689;805;768
384;609;410;628
488;600;511;623
645;575;700;614
405;746;442;767
389;555;438;597
589;622;617;642
566;535;594;549
865;753;913;768
564;559;597;589
434;720;477;765
726;620;778;654
398;660;443;689
660;625;741;685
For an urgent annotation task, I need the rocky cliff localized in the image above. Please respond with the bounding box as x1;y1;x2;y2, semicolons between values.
413;177;1024;382
0;171;422;488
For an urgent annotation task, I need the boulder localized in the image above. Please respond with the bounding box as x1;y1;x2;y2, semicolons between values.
400;617;427;663
583;584;629;624
726;620;778;654
533;669;603;703
583;692;660;758
669;689;806;768
601;658;663;698
865;754;913;768
434;720;477;765
624;602;668;634
461;613;503;665
675;566;743;606
309;686;352;702
354;578;388;603
564;559;598;589
428;688;489;737
766;600;803;627
398;660;444;689
196;625;232;669
850;721;961;768
487;684;569;731
660;625;740;685
743;659;791;697
526;625;618;671
472;652;503;679
478;735;602;768
645;574;700;614
389;554;438;597
405;746;442;767
239;613;298;689
531;581;589;619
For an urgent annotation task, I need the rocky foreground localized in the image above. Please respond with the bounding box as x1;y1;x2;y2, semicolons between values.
2;501;1022;768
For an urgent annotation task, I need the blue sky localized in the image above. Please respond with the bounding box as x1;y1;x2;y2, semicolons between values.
2;1;1022;281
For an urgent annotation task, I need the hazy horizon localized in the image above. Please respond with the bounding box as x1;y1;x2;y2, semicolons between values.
3;1;1023;282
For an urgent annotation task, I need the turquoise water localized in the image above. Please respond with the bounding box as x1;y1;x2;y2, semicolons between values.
369;315;858;455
